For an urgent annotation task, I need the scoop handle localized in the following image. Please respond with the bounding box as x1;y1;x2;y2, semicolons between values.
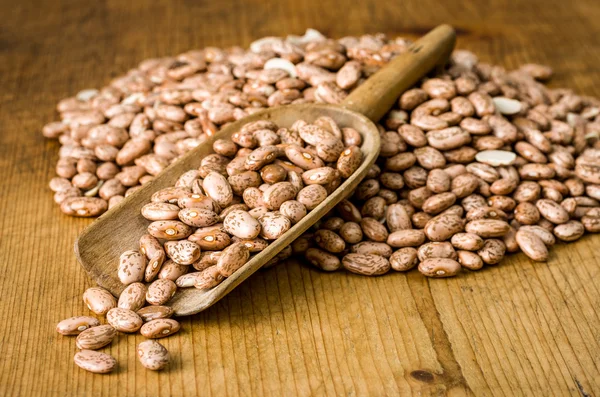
341;24;456;122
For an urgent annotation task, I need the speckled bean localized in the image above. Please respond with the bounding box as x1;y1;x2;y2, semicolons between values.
106;307;143;333
118;282;147;312
477;239;506;264
136;305;174;322
465;219;510;238
389;248;419;271
60;197;107;217
147;220;193;240
83;287;117;315
450;233;484;251
553;220;584;242
305;248;341;271
263;182;297;210
203;172;233;207
418;258;461;277
56;316;101;336
194;266;225;289
342;253;390;276
76;324;117;350
146;279;177;305
296;184;328;210
118;250;146;285
516;229;548;261
417;242;457;261
424;213;464;241
386;229;426;247
140;318;181;339
259;212;291;239
456;250;484;270
74;350;117;374
314;229;346;253
223;209;262;239
164;240;201;265
217;242;250;276
137;340;170;370
536;199;570;224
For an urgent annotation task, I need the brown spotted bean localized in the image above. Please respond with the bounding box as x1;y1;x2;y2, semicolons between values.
56;316;101;336
305;248;341;271
83;287;116;315
217;242;250;276
76;324;117;350
477;239;506;265
146;279;177;305
389;248;419;271
137;306;174;322
74;350;117;374
118;282;147;312
342;253;390;276
137;340;170;370
106;307;143;333
418;258;461;277
457;250;484;270
140;318;181;339
516;229;548;261
118;250;146;285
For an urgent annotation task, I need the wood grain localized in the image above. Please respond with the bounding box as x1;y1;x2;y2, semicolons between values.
1;0;600;395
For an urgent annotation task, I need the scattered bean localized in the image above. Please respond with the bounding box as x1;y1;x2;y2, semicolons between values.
137;340;170;370
74;350;117;374
56;316;100;336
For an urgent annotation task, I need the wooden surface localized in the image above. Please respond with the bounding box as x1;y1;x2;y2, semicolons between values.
1;0;600;395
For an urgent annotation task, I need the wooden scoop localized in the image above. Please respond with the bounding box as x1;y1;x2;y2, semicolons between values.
76;25;456;316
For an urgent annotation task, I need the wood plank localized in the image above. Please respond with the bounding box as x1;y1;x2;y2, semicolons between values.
1;0;600;395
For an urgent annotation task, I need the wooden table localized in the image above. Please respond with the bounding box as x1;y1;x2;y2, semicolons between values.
1;0;600;395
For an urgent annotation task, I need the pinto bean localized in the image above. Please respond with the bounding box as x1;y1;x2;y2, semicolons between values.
536;199;570;224
450;233;484;251
465;219;510;238
424;214;464;241
417;242;457;261
217;242;250;276
553;220;584;242
477;239;506;265
361;217;389;242
457;250;484;270
418;258;461;277
389;248;419;271
516;229;548;261
514;202;540;225
387;230;426;247
342;254;390;276
305;248;341;272
314;229;346;253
